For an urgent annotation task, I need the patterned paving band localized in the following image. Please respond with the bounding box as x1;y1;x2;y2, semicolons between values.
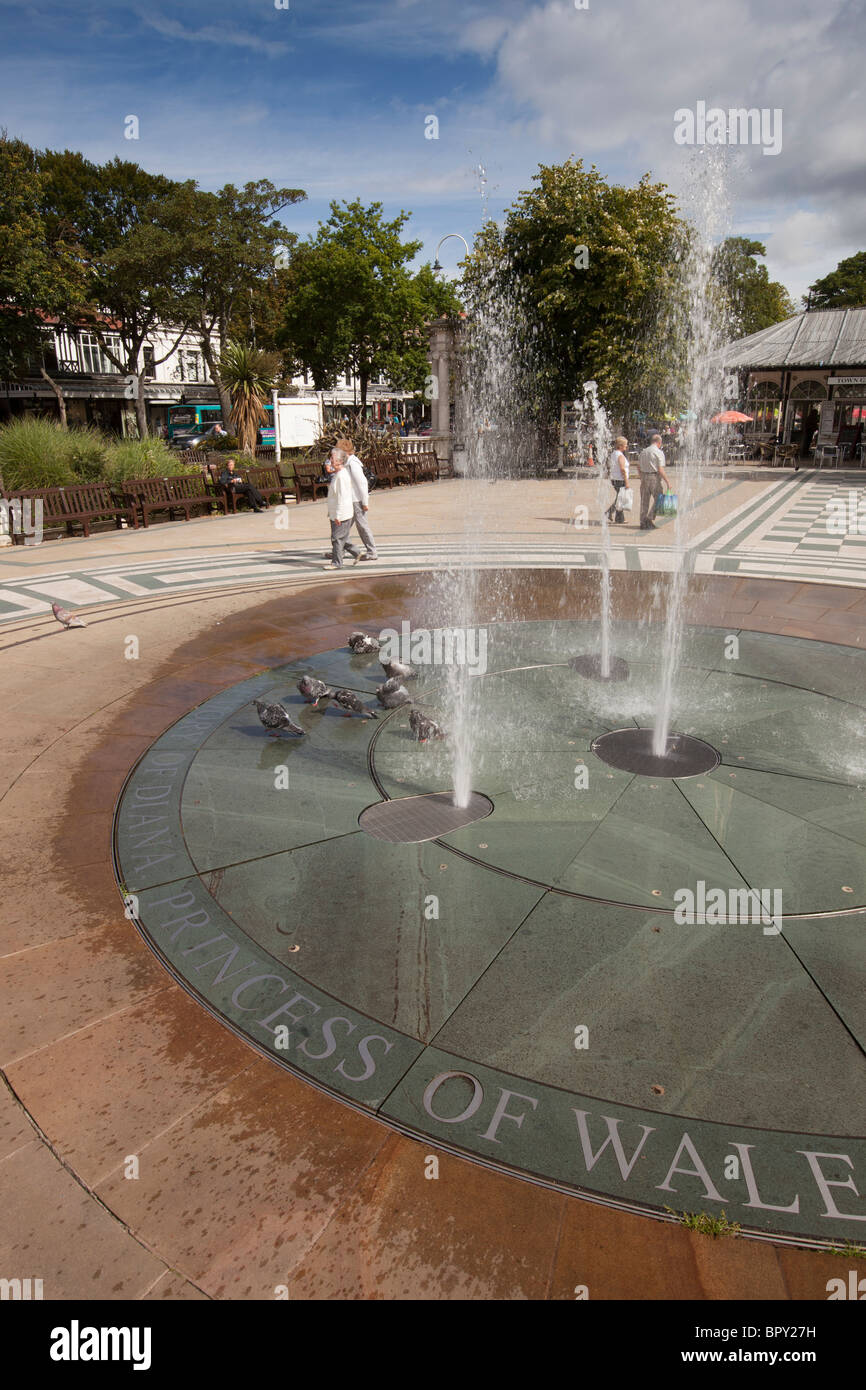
5;474;866;624
359;792;494;843
113;620;866;1244
590;729;721;779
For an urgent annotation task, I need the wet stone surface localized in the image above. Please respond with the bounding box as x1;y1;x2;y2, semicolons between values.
113;621;866;1241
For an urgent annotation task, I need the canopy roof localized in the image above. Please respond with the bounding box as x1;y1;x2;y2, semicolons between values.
722;306;866;369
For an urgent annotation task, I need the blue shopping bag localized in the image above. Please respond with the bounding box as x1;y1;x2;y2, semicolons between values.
657;492;678;516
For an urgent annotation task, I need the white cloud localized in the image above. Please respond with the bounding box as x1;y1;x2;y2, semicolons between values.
135;9;291;56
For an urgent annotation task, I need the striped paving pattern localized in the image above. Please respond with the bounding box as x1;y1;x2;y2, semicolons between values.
2;473;866;623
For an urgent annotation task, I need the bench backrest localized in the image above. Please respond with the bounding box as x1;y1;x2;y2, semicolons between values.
168;473;208;498
246;465;280;487
5;488;65;521
63;483;116;510
123;477;172;502
6;485;119;518
294;460;323;479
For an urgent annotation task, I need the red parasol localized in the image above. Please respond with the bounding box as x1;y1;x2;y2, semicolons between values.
711;411;754;424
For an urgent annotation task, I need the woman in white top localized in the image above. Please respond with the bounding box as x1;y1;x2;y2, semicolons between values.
606;436;630;524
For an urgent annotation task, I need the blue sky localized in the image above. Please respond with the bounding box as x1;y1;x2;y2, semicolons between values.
1;0;864;300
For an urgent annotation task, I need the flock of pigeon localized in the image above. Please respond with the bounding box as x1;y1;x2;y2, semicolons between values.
253;631;447;743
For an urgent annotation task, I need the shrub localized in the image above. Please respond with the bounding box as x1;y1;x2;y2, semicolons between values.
104;436;193;486
0;417;78;489
309;418;403;469
67;427;109;482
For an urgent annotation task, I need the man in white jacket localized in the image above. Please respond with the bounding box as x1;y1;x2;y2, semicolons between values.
337;436;378;560
323;449;362;569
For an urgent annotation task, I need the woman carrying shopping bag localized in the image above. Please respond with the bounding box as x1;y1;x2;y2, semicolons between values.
606;436;632;524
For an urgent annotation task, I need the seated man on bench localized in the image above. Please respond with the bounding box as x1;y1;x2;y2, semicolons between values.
218;457;267;512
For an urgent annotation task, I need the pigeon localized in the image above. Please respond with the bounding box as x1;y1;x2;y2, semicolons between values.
409;709;447;743
348;631;380;654
297;675;334;706
51;602;86;628
376;680;412;709
380;657;416;682
332;688;378;719
254;699;305;737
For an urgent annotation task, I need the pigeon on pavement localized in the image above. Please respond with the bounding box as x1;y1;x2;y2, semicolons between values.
297;676;334;706
348;631;380;654
254;699;305;737
51;602;86;628
409;709;447;743
380;657;416;681
332;689;378;719
376;679;412;708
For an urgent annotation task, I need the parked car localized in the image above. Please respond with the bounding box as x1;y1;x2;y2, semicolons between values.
170;423;227;450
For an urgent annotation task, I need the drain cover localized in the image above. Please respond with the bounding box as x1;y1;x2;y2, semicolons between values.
359;791;494;843
569;653;630;682
591;728;720;779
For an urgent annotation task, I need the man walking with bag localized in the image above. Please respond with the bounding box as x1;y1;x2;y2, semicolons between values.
637;434;671;530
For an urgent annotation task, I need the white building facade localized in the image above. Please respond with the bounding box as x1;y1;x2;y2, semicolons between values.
0;322;423;435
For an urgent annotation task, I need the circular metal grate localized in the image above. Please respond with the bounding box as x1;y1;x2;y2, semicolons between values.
569;653;630;683
359;791;494;843
590;727;720;779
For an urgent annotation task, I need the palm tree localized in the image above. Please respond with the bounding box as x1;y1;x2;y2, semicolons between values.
217;342;279;457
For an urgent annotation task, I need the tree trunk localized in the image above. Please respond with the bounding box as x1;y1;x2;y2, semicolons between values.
360;368;369;413
132;373;148;437
200;334;233;427
40;369;67;428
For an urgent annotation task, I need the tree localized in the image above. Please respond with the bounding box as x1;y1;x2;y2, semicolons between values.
217;341;278;456
461;159;689;426
39;151;197;436
180;180;306;424
712;237;795;337
0;135;85;417
806;252;866;309
278;200;458;411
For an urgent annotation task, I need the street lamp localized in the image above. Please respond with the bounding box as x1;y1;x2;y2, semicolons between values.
432;233;470;274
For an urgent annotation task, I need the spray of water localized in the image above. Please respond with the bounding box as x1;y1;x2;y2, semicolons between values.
579;381;615;676
653;152;733;755
441;235;540;807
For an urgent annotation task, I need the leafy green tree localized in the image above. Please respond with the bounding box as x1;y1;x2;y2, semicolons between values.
38;151;197;436
0;135;85;418
180;180;306;423
461;159;689;425
712;237;794;337
278;200;459;411
217;341;279;456
806;252;866;309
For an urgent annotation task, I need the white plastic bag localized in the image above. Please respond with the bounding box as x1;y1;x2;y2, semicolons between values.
616;486;633;512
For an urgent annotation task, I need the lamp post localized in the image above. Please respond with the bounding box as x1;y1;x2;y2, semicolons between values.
429;235;469;447
432;233;470;275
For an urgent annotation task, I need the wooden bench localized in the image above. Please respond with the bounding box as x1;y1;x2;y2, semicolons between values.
168;473;227;518
246;465;292;507
176;447;201;465
370;455;407;489
4;484;138;541
407;450;438;483
206;462;288;512
292;459;329;504
435;449;453;479
121;475;224;527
